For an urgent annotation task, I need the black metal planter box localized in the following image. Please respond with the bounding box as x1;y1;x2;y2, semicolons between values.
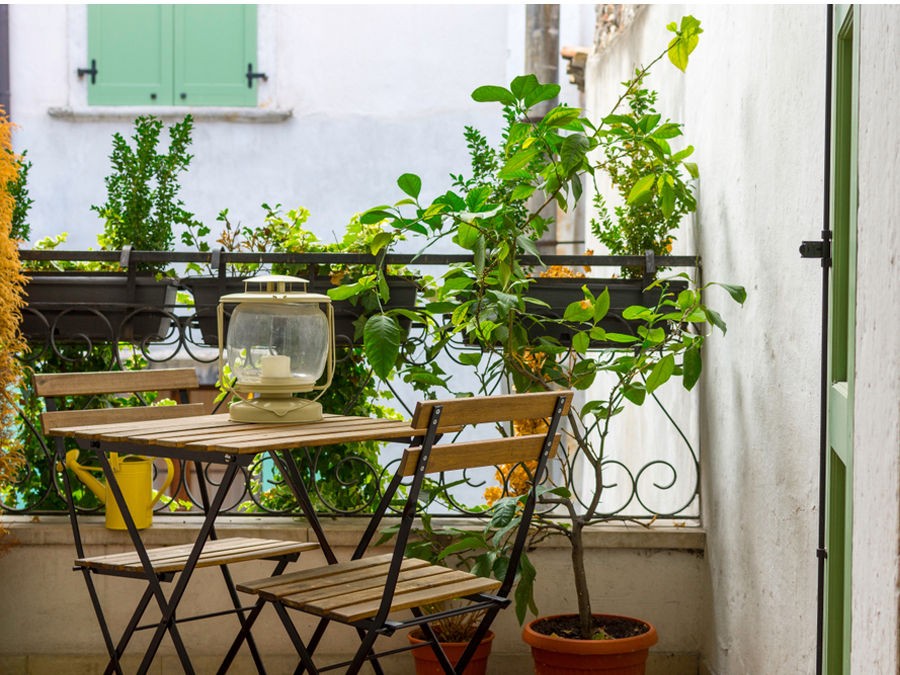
523;277;689;348
21;273;178;344
181;276;419;347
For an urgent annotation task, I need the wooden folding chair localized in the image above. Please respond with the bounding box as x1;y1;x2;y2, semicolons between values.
234;390;573;675
35;368;318;674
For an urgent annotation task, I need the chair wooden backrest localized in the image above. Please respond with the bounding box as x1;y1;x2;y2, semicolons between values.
35;368;205;435
398;391;570;480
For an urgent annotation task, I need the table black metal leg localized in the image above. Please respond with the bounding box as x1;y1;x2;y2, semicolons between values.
193;460;267;673
270;450;337;564
95;446;194;675
136;458;245;674
103;586;154;675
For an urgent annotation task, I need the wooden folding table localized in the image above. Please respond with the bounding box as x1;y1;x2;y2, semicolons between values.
50;413;425;674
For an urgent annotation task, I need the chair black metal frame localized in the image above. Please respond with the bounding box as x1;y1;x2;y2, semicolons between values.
231;390;572;675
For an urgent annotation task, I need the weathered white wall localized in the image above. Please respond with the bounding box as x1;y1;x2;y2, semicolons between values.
852;6;900;673
8;5;554;250
586;5;826;673
0;518;705;675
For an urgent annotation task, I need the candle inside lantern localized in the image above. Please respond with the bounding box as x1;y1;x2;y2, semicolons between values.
260;354;291;379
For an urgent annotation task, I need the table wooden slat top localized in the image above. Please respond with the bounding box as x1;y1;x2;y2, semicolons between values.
48;413;428;454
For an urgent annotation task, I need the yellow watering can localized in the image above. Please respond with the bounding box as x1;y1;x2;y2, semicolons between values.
65;450;174;530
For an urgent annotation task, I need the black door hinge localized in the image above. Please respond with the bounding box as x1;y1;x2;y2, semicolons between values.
77;59;98;85
246;63;267;89
800;231;832;267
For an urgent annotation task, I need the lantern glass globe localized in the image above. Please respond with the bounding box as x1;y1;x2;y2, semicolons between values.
227;302;329;393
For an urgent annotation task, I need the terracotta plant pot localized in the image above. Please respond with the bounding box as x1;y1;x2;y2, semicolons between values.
522;614;658;675
407;630;494;675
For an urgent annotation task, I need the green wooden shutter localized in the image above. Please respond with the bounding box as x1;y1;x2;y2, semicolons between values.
173;5;257;107
87;5;173;106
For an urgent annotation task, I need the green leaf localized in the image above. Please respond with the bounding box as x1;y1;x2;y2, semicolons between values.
639;113;662;133
653;122;682;139
622;305;652;321
677;289;696;310
471;85;516;105
645;354;676;393
604;332;638;344
510;74;539;100
622;382;646;405
327;283;362;301
684;161;699;179
515;234;542;262
543;106;582;128
524;83;560;109
706;307;727;334
564;300;592;323
423;202;447;219
511;183;537;201
360;208;394;224
560;133;590;175
473;235;486;276
626;174;656;205
660;180;675;219
368;231;394;255
465;184;494;211
715;282;748;305
667;16;703;72
397;173;421;199
514;554;538;624
646;327;666;344
594;287;610;322
454;222;481;250
602;114;638;129
363;314;403;379
499;145;541;180
672;145;695;162
458;352;482;366
683;345;702;390
572;331;590;354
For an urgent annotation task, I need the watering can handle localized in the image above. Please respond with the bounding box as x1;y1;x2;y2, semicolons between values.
150;458;176;508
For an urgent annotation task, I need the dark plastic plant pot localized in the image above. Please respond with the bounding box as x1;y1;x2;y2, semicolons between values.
407;629;494;675
525;277;689;348
21;273;177;343
181;275;418;347
522;614;658;675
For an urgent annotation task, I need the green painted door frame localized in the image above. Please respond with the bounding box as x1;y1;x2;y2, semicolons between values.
824;5;858;673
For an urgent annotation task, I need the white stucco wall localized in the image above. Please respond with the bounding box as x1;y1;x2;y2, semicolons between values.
852;6;900;673
586;5;826;673
8;4;597;251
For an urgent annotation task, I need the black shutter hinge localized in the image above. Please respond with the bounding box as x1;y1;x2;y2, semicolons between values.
246;63;267;89
800;230;832;268
77;59;98;85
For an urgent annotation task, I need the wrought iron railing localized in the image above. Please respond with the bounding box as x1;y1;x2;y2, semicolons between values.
6;250;702;522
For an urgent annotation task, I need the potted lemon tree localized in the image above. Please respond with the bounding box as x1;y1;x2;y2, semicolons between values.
363;16;740;674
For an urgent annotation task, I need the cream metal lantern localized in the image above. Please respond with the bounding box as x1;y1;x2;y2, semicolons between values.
217;275;335;423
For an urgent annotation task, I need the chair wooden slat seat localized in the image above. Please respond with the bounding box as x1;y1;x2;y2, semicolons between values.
77;538;319;575
238;553;501;622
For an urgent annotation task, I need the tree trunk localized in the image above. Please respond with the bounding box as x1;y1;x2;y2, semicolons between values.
570;519;593;638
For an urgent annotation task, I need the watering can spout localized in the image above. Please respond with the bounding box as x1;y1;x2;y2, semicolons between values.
65;450;174;530
65;450;107;502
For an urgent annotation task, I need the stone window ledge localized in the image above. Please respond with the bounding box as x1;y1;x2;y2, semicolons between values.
2;515;705;551
47;106;292;123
